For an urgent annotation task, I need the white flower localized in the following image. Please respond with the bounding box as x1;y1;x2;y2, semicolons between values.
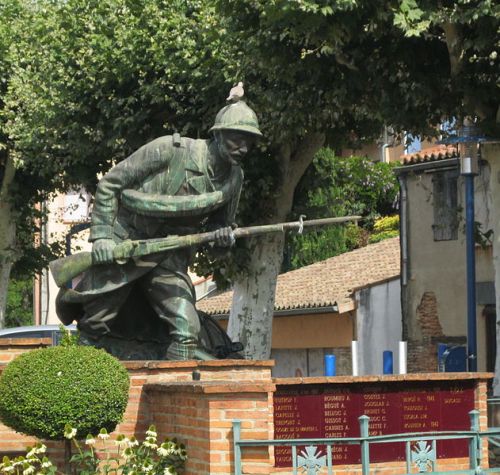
143;440;158;449
64;427;77;439
145;426;157;438
127;437;139;448
85;435;96;446
158;445;173;457
23;466;35;475
27;444;46;457
121;448;133;459
41;460;52;469
2;466;14;473
35;445;46;455
98;429;110;440
57;371;62;377
142;463;153;473
26;448;36;458
115;435;129;446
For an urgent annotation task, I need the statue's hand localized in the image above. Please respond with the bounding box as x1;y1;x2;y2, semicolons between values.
92;239;116;264
214;226;235;248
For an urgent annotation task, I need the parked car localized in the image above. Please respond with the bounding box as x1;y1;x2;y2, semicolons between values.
0;324;76;346
0;312;243;359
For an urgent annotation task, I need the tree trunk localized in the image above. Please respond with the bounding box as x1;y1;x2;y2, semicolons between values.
228;233;285;359
228;132;325;359
0;151;16;329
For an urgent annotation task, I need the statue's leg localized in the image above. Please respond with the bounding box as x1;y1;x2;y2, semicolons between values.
139;265;212;360
78;285;132;336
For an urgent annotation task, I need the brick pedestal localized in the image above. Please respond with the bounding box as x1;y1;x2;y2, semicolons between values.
0;339;494;474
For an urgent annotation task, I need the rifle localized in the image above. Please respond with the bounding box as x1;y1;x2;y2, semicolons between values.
49;215;361;287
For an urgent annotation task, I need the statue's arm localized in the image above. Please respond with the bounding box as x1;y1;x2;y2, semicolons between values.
89;139;170;242
205;170;243;251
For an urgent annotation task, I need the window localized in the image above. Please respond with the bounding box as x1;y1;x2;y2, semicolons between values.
432;170;459;241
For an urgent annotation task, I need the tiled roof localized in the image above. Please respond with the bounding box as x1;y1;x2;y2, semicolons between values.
401;144;459;165
197;237;400;316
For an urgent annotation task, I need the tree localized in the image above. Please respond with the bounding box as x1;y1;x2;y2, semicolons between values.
0;0;235;327
3;0;497;361
0;0;21;328
6;278;33;328
0;1;66;327
286;150;399;271
214;0;494;358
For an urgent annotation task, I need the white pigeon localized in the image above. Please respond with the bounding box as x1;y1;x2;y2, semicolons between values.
227;82;244;102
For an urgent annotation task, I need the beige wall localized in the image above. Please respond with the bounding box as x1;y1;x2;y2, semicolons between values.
35;192;92;325
218;311;353;350
403;163;494;371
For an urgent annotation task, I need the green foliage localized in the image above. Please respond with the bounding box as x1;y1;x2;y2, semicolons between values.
58;324;80;347
1;0;234;282
1;0;497;293
368;229;399;244
216;0;498;136
0;346;129;440
373;215;400;233
286;150;398;269
5;278;32;327
368;215;399;243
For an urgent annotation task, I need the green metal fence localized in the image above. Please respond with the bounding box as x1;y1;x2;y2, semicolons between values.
233;410;500;475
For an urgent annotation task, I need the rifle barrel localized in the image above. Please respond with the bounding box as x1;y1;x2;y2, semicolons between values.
49;215;361;287
233;215;361;237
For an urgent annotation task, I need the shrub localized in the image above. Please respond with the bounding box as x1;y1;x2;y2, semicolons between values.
0;346;130;440
373;215;399;233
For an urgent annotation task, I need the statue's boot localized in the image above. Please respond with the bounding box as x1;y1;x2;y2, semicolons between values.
166;341;216;360
193;346;216;361
166;341;196;360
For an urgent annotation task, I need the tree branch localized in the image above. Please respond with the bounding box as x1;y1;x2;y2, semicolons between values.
272;132;326;220
441;21;464;78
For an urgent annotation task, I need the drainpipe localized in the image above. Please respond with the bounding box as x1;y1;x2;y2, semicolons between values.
398;176;408;287
464;171;477;371
398;174;409;346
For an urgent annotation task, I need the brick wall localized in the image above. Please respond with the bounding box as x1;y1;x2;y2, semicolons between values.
0;339;494;474
407;291;466;373
0;338;51;366
146;381;274;474
0;347;275;473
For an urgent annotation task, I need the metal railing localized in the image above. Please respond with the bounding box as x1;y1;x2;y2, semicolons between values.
233;410;500;475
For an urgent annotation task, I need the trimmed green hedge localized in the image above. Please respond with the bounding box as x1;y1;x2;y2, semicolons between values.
0;346;130;440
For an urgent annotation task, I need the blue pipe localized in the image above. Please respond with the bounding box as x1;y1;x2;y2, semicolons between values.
383;351;393;374
465;174;477;371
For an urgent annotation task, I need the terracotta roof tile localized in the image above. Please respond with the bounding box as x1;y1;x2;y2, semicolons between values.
401;144;459;165
197;237;400;315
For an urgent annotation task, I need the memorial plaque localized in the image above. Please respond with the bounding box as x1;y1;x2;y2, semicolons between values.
274;381;475;467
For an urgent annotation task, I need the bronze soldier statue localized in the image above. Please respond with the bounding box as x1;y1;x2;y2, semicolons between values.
55;90;262;360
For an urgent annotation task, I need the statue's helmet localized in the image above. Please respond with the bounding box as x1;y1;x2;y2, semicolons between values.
209;101;263;137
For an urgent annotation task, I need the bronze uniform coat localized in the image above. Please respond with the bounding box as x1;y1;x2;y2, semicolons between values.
56;135;243;326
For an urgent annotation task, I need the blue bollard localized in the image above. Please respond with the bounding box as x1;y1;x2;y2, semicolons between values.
324;354;336;376
383;351;393;374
